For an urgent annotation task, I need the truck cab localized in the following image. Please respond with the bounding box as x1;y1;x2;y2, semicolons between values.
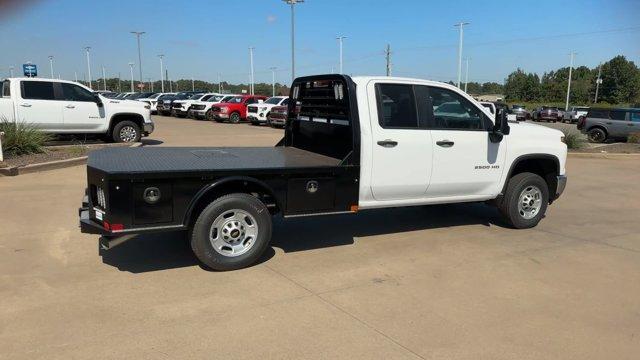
80;74;567;271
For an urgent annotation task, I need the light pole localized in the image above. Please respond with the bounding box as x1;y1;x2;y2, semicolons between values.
84;46;92;89
464;58;470;93
594;62;602;103
48;55;54;78
131;31;145;92
565;52;576;112
283;0;304;82
102;65;107;91
248;46;255;95
147;77;153;92
336;36;346;74
74;71;78;82
9;66;14;77
128;62;135;92
218;73;222;93
191;77;195;91
269;67;277;96
454;22;469;89
158;54;165;92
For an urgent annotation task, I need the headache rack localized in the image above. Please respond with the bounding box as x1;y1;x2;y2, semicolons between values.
284;74;360;164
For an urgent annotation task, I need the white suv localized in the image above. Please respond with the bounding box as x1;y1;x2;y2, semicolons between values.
247;96;290;125
189;94;236;120
0;78;153;142
171;93;221;118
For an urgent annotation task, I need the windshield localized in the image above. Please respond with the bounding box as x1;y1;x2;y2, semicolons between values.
512;105;525;109
220;96;234;102
226;96;244;103
189;94;203;100
158;94;173;100
207;95;224;102
575;107;589;111
265;97;283;105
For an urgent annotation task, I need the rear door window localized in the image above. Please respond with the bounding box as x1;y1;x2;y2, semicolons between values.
21;81;56;100
609;110;627;121
631;112;640;122
375;84;419;129
2;80;10;97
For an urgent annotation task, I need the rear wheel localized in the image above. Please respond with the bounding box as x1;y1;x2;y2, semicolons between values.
498;172;549;229
588;128;607;143
190;193;272;271
112;121;141;143
230;112;241;123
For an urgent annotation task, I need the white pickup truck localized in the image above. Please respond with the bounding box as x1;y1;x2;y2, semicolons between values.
0;78;154;142
80;75;567;271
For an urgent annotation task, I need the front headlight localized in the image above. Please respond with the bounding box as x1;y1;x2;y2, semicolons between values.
259;107;267;112
220;107;229;113
144;105;151;109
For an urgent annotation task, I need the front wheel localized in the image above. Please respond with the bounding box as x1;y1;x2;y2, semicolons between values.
229;112;241;123
498;172;549;229
112;121;141;143
190;193;272;271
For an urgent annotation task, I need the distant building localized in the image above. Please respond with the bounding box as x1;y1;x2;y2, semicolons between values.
472;94;504;102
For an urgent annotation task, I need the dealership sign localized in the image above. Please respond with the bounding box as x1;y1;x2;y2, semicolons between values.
23;63;37;77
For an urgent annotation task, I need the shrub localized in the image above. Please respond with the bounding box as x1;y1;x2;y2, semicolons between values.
561;129;584;149
628;132;640;144
0;120;52;156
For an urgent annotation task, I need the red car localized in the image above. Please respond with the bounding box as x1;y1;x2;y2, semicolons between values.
210;95;267;123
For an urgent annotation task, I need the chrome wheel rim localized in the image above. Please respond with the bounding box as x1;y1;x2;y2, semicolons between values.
119;126;137;142
231;113;240;123
518;185;542;220
209;209;258;257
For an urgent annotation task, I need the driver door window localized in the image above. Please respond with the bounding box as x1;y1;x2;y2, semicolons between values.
428;87;486;130
61;83;95;102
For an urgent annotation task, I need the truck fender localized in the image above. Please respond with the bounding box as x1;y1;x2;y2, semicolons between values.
183;176;283;225
499;153;560;199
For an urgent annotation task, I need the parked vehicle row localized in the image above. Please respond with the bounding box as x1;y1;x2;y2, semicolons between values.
0;78;154;142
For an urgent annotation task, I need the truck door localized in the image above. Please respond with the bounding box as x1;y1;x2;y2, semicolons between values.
368;82;433;200
16;80;64;131
59;82;104;131
424;86;506;197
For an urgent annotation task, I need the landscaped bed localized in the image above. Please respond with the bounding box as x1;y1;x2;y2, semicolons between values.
571;142;640;154
0;143;133;168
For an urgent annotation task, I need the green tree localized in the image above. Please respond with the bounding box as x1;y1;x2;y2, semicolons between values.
597;55;640;104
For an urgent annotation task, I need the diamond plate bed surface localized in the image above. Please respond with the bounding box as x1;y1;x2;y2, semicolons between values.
87;146;340;174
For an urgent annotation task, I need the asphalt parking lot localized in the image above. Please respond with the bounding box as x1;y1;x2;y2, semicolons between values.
1;115;639;359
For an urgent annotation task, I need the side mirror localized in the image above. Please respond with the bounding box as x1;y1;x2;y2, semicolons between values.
94;94;104;108
490;108;510;143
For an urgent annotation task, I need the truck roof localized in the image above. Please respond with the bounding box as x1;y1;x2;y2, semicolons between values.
350;76;458;90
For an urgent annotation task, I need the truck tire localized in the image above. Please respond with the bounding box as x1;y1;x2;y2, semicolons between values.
230;112;241;123
190;193;272;271
498;172;549;229
112;121;141;143
587;128;607;143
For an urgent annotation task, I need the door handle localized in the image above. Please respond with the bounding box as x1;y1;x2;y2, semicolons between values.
65;105;76;109
436;140;455;147
627;123;634;126
377;139;398;148
20;103;32;107
606;122;612;124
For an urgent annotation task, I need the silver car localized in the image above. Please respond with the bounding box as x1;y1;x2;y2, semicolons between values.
578;108;640;143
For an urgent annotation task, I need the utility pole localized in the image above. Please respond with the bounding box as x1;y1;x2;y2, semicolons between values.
48;55;54;78
218;73;222;93
128;62;135;92
594;62;602;103
84;46;92;89
464;58;470;93
158;54;165;92
385;44;392;76
131;31;145;91
565;52;576;111
454;22;469;89
102;66;107;91
269;67;277;96
248;46;255;95
283;0;304;82
336;36;346;74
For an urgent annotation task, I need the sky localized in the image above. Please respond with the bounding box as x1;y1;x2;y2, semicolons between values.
1;0;639;85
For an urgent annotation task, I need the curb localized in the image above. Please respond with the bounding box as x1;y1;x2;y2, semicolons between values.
568;152;640;159
0;142;142;177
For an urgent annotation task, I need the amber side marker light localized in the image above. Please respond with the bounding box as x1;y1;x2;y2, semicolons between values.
350;205;359;212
